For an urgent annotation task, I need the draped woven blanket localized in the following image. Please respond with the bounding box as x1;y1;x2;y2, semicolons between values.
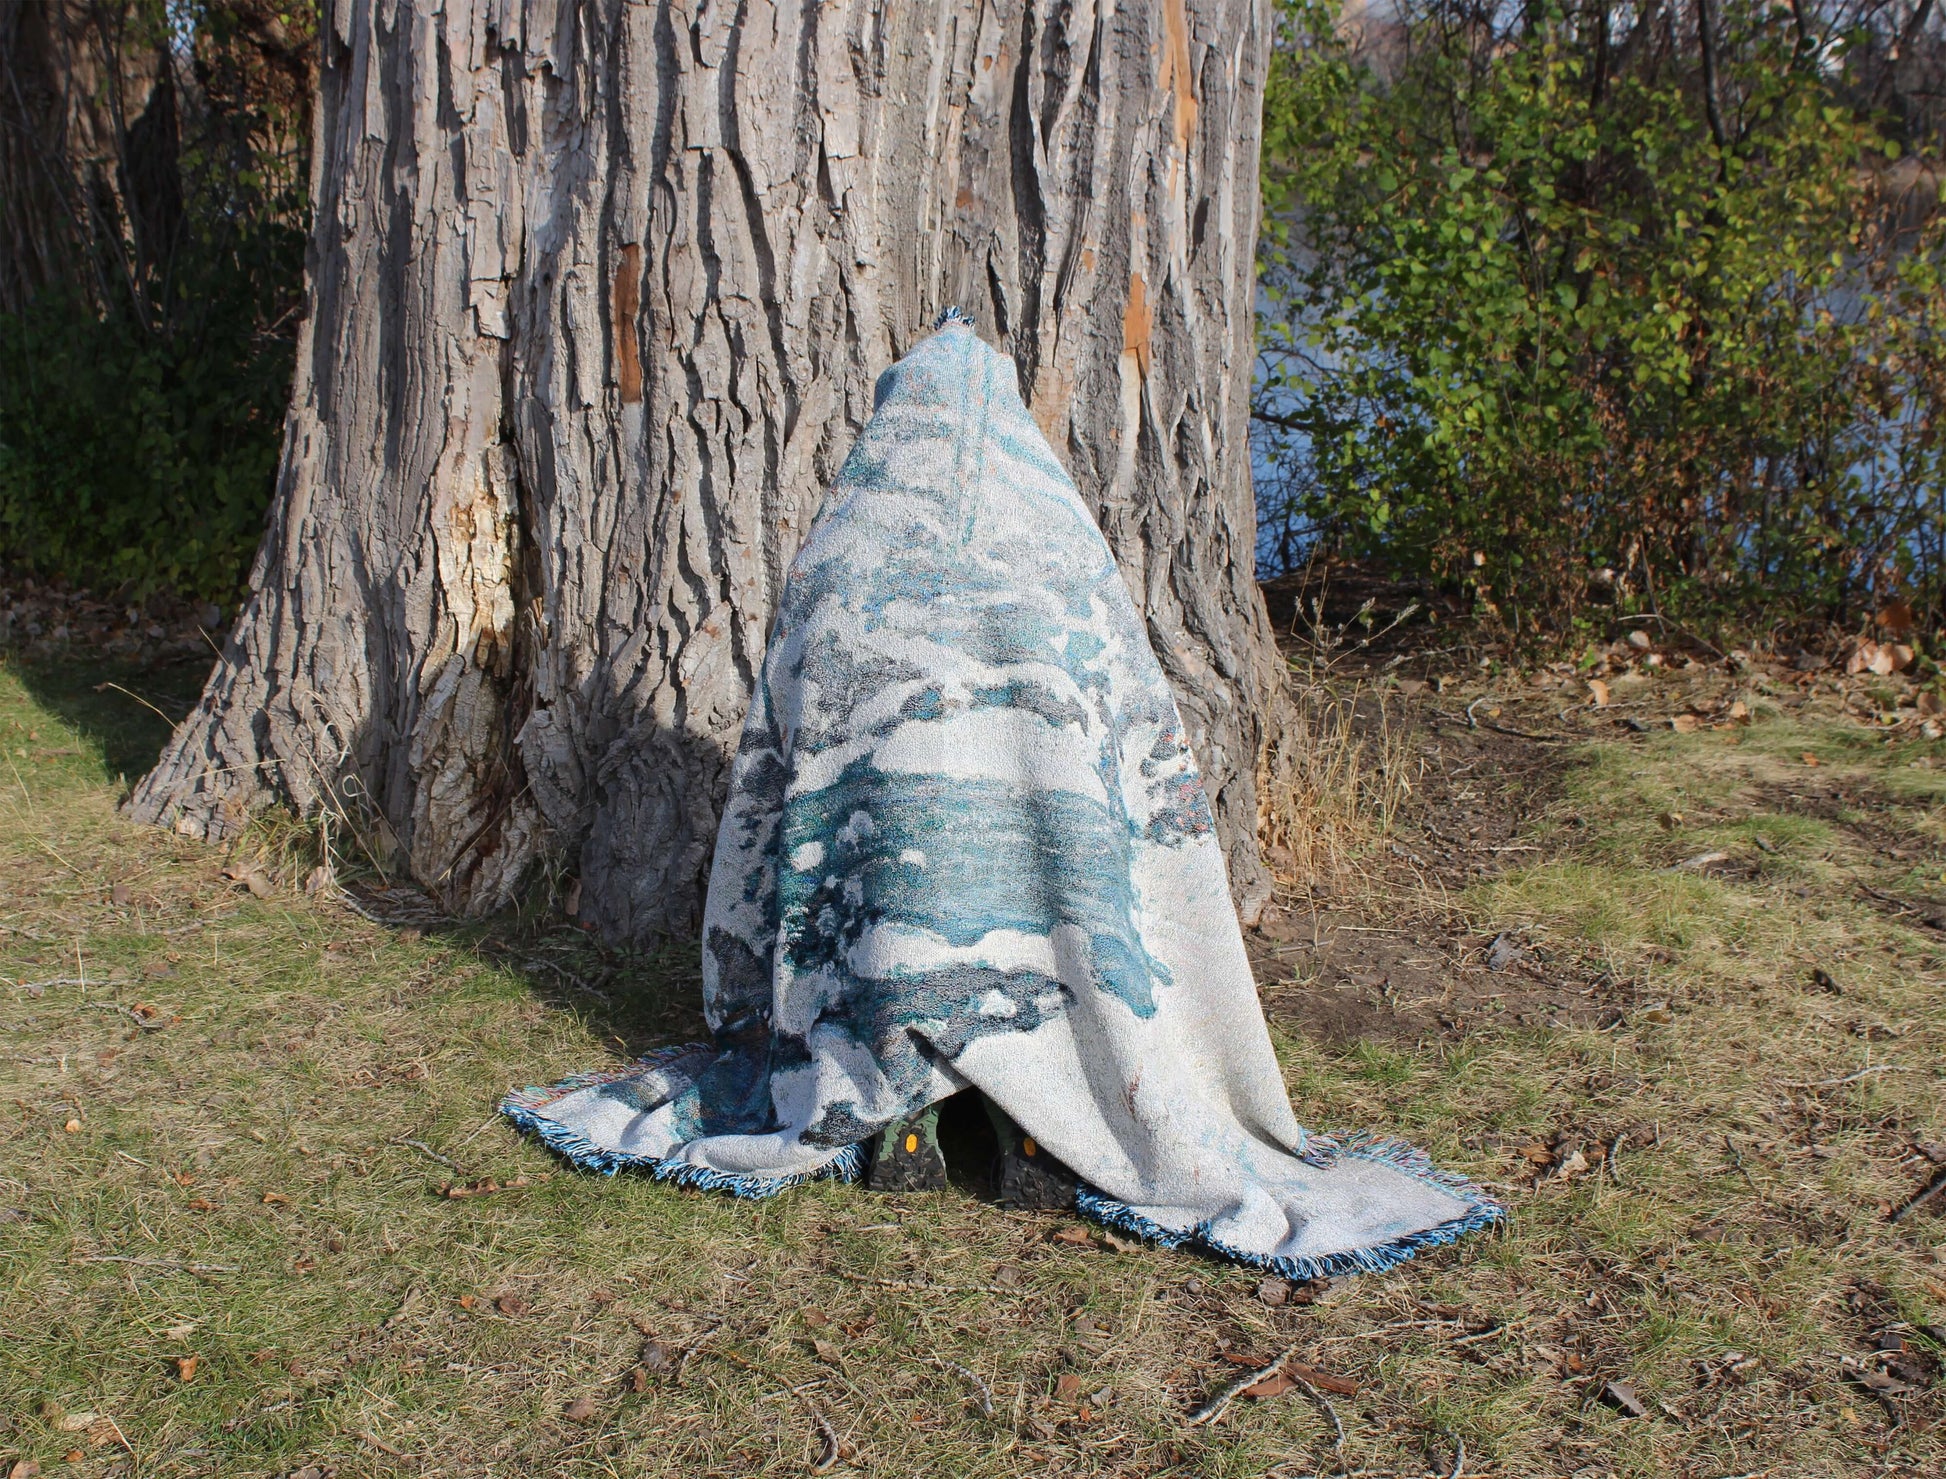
504;316;1501;1278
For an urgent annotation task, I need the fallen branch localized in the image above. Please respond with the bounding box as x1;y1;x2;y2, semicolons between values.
7;975;89;993
354;1427;406;1458
392;1136;459;1170
1784;1065;1912;1089
674;1319;725;1384
838;1273;1025;1297
74;1255;237;1276
1890;1167;1946;1224
1663;851;1731;873
1286;1369;1347;1457
929;1356;994;1417
1310;1317;1471;1347
718;1347;843;1471
1446;1317;1531;1349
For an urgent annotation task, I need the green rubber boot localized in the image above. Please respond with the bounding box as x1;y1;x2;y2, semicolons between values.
864;1103;948;1192
983;1099;1078;1210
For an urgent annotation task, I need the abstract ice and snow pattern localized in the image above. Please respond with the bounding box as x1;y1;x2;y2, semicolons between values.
504;316;1501;1278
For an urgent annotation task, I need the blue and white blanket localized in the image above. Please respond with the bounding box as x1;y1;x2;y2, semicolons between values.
504;315;1500;1277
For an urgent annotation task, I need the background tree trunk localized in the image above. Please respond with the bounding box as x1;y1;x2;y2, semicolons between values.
129;0;1289;939
0;0;176;316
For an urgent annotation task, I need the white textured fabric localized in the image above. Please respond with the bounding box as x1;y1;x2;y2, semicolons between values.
504;319;1499;1276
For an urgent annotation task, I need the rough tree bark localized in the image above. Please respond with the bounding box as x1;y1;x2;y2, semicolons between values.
129;0;1289;941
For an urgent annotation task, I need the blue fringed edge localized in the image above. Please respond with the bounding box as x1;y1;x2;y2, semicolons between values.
499;1048;866;1201
934;305;976;330
1073;1129;1505;1282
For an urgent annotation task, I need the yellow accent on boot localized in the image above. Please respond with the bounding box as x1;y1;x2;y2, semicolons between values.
904;1132;918;1153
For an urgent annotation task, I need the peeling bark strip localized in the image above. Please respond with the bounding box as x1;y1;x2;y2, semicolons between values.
129;0;1286;939
613;243;643;405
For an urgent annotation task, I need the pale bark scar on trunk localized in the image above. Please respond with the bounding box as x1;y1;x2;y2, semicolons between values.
614;243;643;403
1161;0;1199;158
1122;268;1152;380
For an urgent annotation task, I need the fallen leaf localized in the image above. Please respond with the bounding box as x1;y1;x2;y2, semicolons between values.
1600;1379;1648;1417
1257;1277;1290;1306
1727;699;1750;721
640;1339;672;1371
1921;691;1946;716
1554;1148;1591;1179
1855;1368;1913;1397
457;1294;476;1308
1051;1226;1095;1246
221;862;276;899
186;1198;214;1212
261;1192;287;1206
63;1119;81;1134
9;1461;39;1479
441;1178;503;1198
1669;714;1700;734
627;1366;650;1394
1671;850;1730;872
812;1338;842;1364
1634;1004;1675;1025
1241;1371;1294;1399
176;1355;198;1382
1098;1229;1141;1252
1587;678;1610;707
1802;752;1820;766
1890;644;1916;673
495;1294;528;1316
1626;630;1652;650
1054;1373;1084;1401
1288;1361;1361;1396
1517;1143;1554;1165
562;1397;598;1422
801;1307;830;1327
1880;600;1916;634
163;1323;195;1340
55;1414;98;1433
1486;933;1523;972
1811;967;1843;995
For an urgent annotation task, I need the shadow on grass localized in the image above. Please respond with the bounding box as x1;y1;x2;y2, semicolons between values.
3;644;210;785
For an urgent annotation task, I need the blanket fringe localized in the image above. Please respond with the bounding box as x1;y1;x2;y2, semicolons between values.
503;1063;1499;1274
500;1047;864;1199
1073;1132;1504;1281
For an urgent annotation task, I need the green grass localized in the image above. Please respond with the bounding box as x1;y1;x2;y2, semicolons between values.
3;652;1945;1477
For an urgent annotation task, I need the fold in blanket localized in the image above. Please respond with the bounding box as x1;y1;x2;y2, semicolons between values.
504;314;1502;1278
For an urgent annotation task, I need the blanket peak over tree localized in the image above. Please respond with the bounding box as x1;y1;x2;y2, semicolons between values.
506;321;1501;1279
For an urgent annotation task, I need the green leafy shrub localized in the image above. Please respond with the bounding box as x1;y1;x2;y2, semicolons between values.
1258;0;1946;640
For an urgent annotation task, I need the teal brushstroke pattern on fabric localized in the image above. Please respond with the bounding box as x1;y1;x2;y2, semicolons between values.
502;321;1502;1272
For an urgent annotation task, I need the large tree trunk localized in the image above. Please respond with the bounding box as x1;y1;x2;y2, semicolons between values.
129;0;1288;940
